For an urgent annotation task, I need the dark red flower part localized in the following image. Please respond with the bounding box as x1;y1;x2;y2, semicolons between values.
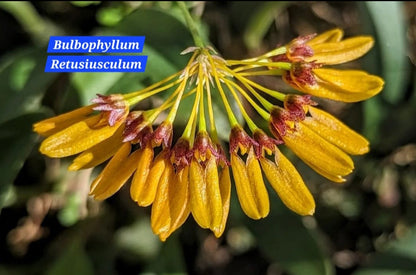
271;34;316;63
271;54;290;63
170;138;193;171
92;94;127;126
152;122;173;149
290;62;322;86
284;95;317;122
287;34;316;62
215;144;230;167
253;129;283;157
269;107;292;139
229;126;258;154
123;112;151;144
194;132;214;158
193;132;229;167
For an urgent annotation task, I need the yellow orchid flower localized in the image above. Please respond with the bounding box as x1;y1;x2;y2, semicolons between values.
260;148;315;216
231;148;270;219
270;95;370;182
271;28;384;102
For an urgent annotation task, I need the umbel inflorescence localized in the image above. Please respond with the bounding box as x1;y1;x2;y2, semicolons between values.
33;28;384;241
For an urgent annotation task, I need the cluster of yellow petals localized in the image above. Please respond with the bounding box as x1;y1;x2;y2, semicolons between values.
283;28;384;102
32;28;384;241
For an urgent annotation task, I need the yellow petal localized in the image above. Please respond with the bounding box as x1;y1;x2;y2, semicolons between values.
307;36;374;65
89;143;140;200
205;157;224;230
33;105;95;137
299;68;384;102
283;123;354;181
189;157;223;230
307;28;344;46
231;150;269;220
130;145;154;204
40;115;124;158
231;153;259;219
134;152;167;206
151;162;174;235
68;125;124;171
159;167;191;241
246;148;269;218
260;150;315;216
90;141;130;193
303;106;369;155
302;161;346;183
189;159;208;228
315;68;384;94
213;166;231;238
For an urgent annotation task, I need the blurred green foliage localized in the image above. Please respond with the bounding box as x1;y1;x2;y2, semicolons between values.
0;2;415;275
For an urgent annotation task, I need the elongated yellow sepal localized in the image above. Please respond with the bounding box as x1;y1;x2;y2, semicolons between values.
205;157;223;230
307;36;374;65
89;143;140;200
213;166;231;238
283;123;354;182
231;150;269;219
301;68;384;102
130;145;154;203
260;150;315;216
134;152;167;206
151;163;174;235
189;157;223;230
33;105;95;137
158;167;190;241
307;28;344;46
315;68;384;95
40;115;124;158
68;125;124;171
246;149;270;217
302;161;346;183
303;106;369;155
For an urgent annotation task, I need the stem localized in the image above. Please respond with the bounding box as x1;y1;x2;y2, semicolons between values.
207;55;239;127
238;69;286;76
164;51;199;123
125;71;182;99
126;78;182;107
177;1;205;48
198;64;207;132
182;88;201;140
223;77;270;121
205;80;219;143
0;1;61;45
223;80;258;133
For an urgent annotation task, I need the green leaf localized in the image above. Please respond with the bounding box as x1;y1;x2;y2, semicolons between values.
0;48;58;124
353;225;416;275
115;218;161;261
243;2;289;50
0;111;50;210
246;196;334;275
364;1;408;104
107;7;194;67
45;239;95;275
363;96;387;145
70;1;101;7
71;72;124;106
96;4;126;27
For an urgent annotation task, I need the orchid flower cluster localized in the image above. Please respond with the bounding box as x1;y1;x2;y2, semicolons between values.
33;28;384;241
